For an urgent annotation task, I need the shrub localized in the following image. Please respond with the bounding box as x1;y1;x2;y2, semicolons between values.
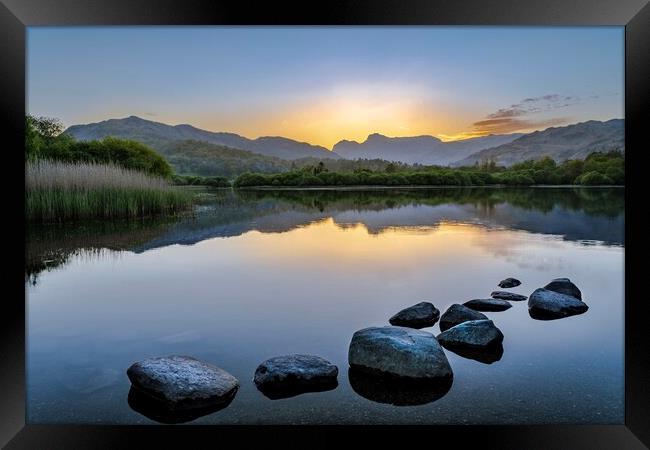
575;171;614;185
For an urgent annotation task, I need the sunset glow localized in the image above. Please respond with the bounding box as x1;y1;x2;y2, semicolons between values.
28;27;624;148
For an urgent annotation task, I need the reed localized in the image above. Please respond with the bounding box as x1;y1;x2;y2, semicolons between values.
26;160;193;222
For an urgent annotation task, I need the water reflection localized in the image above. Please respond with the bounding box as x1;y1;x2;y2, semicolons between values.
348;368;453;406
25;217;177;285
127;387;235;424
439;342;505;364
528;307;589;321
25;187;624;283
256;379;339;400
26;187;624;424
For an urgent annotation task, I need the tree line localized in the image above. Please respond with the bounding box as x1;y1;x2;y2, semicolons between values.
233;152;624;187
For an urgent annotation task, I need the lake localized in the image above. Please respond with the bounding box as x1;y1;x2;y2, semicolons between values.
25;187;625;424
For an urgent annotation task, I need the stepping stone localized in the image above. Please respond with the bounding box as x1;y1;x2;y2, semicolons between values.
498;277;521;288
389;301;440;329
491;291;528;302
437;319;504;349
463;298;512;312
126;355;239;411
253;354;338;399
439;304;487;331
348;326;452;379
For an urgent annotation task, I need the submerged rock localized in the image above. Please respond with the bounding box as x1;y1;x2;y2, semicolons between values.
439;304;488;331
437;319;504;349
348;367;453;406
528;288;588;320
126;355;239;411
543;278;582;300
348;326;452;379
463;298;512;312
389;301;440;329
253;354;338;399
498;278;521;288
491;291;528;302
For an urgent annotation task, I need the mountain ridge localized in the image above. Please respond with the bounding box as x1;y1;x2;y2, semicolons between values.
64;116;624;168
65;116;339;161
332;132;524;165
453;118;624;167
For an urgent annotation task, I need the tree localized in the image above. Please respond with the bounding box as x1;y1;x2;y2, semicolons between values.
314;161;326;174
385;162;397;173
27;115;64;139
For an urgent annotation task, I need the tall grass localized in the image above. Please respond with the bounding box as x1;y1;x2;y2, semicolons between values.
26;160;193;222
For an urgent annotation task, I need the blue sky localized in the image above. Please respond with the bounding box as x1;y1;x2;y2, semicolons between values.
27;26;624;147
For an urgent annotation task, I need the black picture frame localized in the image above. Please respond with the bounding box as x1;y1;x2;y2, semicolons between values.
4;0;649;447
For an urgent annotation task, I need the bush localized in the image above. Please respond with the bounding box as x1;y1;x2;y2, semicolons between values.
575;171;614;185
493;172;536;186
233;172;270;187
173;174;230;187
26;115;173;178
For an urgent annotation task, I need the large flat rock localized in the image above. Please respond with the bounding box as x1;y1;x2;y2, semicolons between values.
348;326;452;380
126;355;239;411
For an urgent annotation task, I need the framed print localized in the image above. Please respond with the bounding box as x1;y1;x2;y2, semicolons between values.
3;0;649;447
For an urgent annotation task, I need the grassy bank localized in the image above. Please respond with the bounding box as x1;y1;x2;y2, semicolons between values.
26;160;193;223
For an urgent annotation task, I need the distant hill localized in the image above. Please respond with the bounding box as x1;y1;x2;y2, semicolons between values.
64;116;625;171
332;133;524;166
65;116;339;160
454;119;624;167
156;140;291;177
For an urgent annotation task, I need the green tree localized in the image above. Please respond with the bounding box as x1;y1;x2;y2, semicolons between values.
385;162;397;173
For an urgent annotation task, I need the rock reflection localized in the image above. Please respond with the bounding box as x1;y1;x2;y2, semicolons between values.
256;378;338;400
528;308;589;321
127;387;234;424
441;342;505;364
348;368;453;406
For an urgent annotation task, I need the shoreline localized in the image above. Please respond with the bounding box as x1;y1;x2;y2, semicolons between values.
234;184;624;191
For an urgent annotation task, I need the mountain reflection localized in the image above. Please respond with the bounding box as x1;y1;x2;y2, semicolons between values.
26;187;624;283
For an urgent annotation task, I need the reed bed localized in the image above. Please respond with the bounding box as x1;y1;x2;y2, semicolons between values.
26;160;193;222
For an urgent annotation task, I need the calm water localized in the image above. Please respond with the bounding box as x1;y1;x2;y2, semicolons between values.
26;187;625;424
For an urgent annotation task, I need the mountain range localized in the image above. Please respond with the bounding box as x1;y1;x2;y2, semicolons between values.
64;116;625;170
452;119;625;167
65;115;337;160
333;133;525;165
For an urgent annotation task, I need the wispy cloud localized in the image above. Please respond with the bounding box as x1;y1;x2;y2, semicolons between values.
472;117;568;135
470;94;581;135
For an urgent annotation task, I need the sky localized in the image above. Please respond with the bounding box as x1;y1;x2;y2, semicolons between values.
27;26;624;149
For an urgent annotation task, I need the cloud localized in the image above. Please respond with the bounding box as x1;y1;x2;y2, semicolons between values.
143;112;158;117
472;117;569;135
471;94;580;135
485;94;580;120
